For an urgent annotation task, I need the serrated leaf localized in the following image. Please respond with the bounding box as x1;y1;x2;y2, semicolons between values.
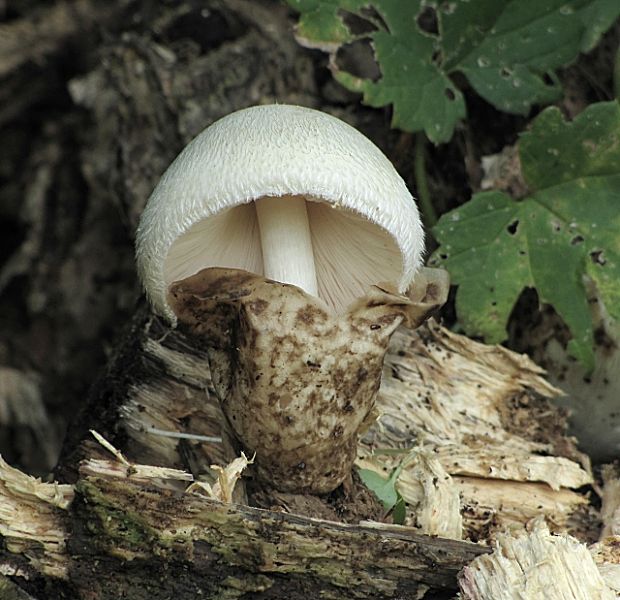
288;0;620;142
336;27;466;142
432;101;620;369
289;0;359;46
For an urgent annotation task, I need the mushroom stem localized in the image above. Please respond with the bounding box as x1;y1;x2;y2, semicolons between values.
255;195;318;295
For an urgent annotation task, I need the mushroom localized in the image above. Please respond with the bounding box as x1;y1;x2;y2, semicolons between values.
136;104;447;493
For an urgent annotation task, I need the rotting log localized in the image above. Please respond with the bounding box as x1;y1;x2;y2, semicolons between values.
2;301;607;598
74;459;487;600
0;453;488;600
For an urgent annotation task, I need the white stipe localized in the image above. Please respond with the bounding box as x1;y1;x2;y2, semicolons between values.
255;195;318;295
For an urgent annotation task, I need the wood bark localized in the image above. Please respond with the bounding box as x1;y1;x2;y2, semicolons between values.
1;450;489;600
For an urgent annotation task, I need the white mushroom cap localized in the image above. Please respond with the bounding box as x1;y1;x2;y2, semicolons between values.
136;104;424;323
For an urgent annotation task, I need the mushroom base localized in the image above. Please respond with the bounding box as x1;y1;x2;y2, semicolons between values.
168;267;445;494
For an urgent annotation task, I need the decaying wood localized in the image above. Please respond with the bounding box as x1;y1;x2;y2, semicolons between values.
591;536;620;594
459;520;616;599
2;301;604;598
0;445;488;599
359;323;595;543
594;465;620;594
0;456;73;580
601;464;620;538
57;305;240;495
60;303;594;544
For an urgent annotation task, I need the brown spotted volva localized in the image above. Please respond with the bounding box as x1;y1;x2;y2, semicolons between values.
169;267;447;493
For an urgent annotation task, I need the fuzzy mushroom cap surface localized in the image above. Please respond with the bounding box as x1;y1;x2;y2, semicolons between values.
136;104;424;322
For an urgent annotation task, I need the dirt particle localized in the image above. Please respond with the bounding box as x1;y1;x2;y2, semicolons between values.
295;305;327;326
280;394;294;409
422;282;439;303
248;298;268;315
356;367;368;382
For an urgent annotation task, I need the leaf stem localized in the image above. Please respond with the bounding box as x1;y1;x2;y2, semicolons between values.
414;133;437;227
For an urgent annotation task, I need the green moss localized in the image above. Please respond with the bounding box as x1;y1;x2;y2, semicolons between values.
75;479;169;555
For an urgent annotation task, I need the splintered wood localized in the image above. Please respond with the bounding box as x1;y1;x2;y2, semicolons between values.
601;464;620;538
0;456;73;579
118;316;595;543
360;321;595;542
593;465;620;594
459;520;615;600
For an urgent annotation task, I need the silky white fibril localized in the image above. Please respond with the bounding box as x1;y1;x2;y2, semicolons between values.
135;104;425;323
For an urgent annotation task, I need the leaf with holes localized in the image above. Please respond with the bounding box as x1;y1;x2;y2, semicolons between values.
287;0;620;142
431;101;620;370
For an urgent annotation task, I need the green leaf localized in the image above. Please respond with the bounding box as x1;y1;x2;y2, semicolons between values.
520;102;620;185
357;468;407;524
392;494;406;525
358;449;414;514
336;28;466;143
432;101;620;369
357;468;399;509
288;0;359;45
287;0;620;142
579;0;620;51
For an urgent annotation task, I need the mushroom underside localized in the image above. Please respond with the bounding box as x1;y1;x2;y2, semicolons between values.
164;197;403;315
